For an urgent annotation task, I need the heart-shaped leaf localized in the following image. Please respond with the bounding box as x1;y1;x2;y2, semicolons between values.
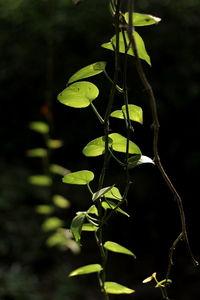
110;104;143;124
109;133;141;155
124;12;161;27
101;31;151;65
68;61;106;84
92;185;115;201
62;170;94;185
58;81;99;108
104;186;122;200
69;264;103;277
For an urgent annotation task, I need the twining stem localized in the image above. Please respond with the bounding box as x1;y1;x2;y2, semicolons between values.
127;0;198;282
95;1;121;299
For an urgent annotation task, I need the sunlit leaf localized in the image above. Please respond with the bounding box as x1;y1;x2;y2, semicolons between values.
92;185;115;201
70;212;86;243
62;170;94;185
29;121;49;134
68;61;106;84
110;104;143;124
104;282;135;294
109;133;141;154
35;205;54;215
104;241;136;257
26;148;47;158
87;205;98;216
69;264;103;277
128;155;154;168
124;12;161;27
52;194;70;208
28;175;52;186
41;217;64;231
82;136;112;157
104;186;122;200
57;81;99;108
82;223;98;231
102;31;151;65
102;200;130;217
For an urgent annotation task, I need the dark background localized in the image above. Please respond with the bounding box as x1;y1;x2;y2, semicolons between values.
0;0;200;299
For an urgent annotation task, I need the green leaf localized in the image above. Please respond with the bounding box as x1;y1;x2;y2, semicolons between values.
62;170;94;185
87;205;98;216
70;212;86;243
50;164;70;176
82;223;98;231
101;31;151;65
102;200;130;217
52;194;70;208
104;241;136;257
82;136;112;157
47;139;63;149
104;282;135;294
28;175;52;186
124;12;161;27
109;133;141;155
69;264;103;277
92;185;115;201
68;61;106;84
35;205;54;215
110;104;143;124
29;121;49;134
104;187;122;200
41;217;64;231
128;155;154;168
26;148;48;158
57;81;99;108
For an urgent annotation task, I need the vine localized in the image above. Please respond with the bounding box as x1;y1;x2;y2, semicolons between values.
57;1;198;299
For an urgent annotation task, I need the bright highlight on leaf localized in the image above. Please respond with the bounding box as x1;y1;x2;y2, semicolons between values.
104;241;136;257
104;281;135;294
124;12;161;27
41;217;64;231
57;81;99;108
62;170;94;185
52;195;70;208
29;121;49;134
104;186;122;200
128;155;154;168
69;264;103;277
110;104;143;124
68;61;106;84
101;31;151;65
92;185;115;201
82;223;98;231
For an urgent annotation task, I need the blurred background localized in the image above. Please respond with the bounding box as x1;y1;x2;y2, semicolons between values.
0;0;200;299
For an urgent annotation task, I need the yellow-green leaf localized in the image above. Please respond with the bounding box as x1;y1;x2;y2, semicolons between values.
52;195;70;208
69;264;103;277
104;241;136;257
104;282;135;294
124;12;161;27
29;121;49;134
62;170;94;185
28;175;52;186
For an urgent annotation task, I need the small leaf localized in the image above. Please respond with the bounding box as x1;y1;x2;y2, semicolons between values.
41;217;64;231
57;81;99;108
109;133;141;154
68;61;106;84
50;164;70;176
35;205;54;215
29;121;49;134
92;185;115;201
28;175;52;186
102;31;151;65
82;223;98;231
102;200;130;217
124;12;161;27
62;170;94;185
70;212;86;243
104;186;122;200
26;148;48;158
47;139;63;149
87;205;98;216
69;264;103;277
104;282;135;294
111;104;143;124
104;241;136;257
82;136;112;157
128;155;154;168
155;279;172;288
52;195;70;208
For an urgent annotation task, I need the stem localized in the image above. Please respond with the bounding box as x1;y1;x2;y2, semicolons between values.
127;0;198;284
90;103;104;124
